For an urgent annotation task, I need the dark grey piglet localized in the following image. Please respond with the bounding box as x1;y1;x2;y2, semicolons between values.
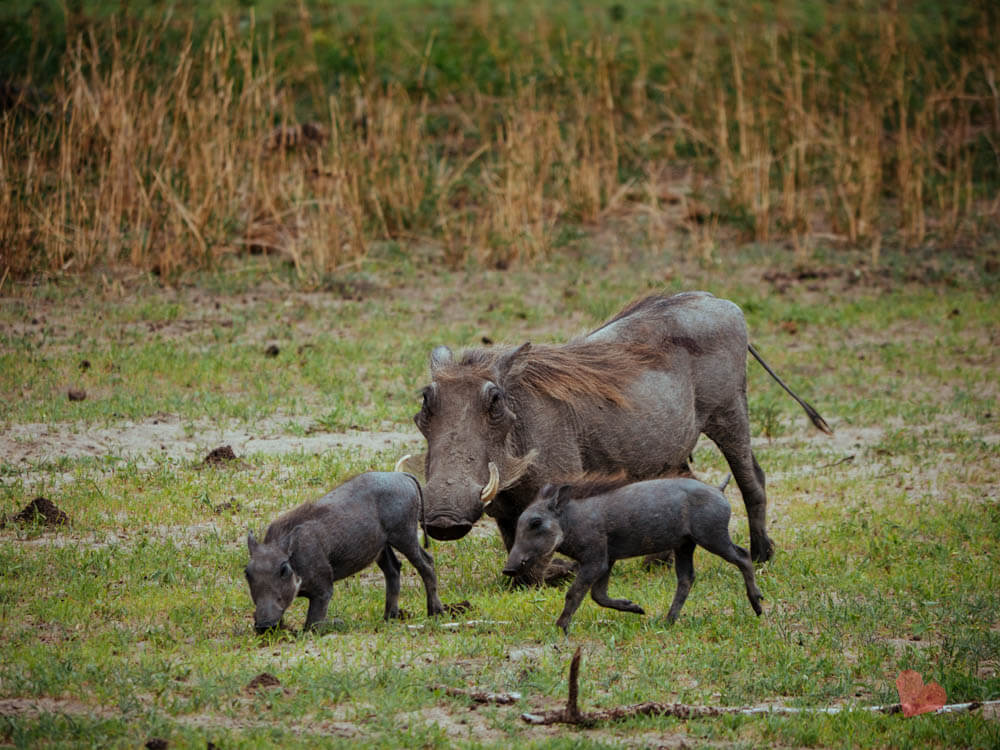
245;471;445;633
503;475;763;633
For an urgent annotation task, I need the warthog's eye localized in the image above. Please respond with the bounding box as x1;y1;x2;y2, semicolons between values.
414;386;436;434
528;517;543;530
485;385;505;420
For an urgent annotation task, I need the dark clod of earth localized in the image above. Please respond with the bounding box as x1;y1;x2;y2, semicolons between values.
445;600;473;616
204;446;238;465
67;388;87;401
246;672;281;693
145;739;168;750
79;359;91;371
264;344;280;357
3;497;70;527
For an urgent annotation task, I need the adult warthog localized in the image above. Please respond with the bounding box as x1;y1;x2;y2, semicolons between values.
414;292;830;581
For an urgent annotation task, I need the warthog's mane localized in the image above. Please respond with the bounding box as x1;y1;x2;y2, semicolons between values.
545;470;632;500
436;339;665;408
546;467;691;501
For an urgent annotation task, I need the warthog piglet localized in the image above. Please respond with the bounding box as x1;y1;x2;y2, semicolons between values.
245;471;444;633
503;475;763;633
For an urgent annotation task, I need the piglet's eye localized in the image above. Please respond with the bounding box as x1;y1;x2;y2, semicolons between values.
529;517;542;530
279;561;292;579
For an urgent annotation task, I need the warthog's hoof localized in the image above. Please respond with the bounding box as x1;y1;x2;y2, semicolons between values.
750;536;775;564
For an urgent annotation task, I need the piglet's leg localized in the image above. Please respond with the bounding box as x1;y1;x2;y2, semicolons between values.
304;591;332;631
589;562;645;615
707;540;764;617
665;541;696;624
376;545;403;620
555;562;605;634
393;535;445;616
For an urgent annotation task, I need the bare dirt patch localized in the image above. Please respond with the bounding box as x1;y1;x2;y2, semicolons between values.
1;414;423;487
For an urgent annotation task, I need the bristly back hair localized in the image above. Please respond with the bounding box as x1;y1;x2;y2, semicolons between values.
440;339;665;409
547;470;632;500
543;465;697;502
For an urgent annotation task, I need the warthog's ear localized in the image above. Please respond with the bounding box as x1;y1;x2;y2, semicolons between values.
430;345;453;373
494;342;531;383
247;530;258;555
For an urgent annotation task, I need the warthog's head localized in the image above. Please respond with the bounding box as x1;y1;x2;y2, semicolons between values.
414;344;537;541
245;531;301;633
502;484;565;576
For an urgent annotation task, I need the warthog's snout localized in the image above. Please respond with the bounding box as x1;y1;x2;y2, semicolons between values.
425;514;474;541
254;620;280;634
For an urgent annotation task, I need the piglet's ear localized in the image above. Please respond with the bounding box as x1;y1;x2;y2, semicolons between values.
547;484;569;513
247;530;258;555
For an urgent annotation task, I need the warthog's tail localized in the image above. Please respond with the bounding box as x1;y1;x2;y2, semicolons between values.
748;344;832;434
404;471;430;549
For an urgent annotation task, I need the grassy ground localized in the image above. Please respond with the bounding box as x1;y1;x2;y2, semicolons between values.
1;238;998;748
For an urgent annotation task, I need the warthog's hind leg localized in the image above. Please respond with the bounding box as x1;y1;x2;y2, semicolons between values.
705;408;774;563
589;563;645;615
376;545;402;620
665;540;696;624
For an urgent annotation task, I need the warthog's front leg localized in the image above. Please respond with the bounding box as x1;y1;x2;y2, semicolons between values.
303;590;332;631
555;562;606;634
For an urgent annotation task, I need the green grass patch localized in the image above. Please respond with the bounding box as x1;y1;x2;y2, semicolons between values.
1;250;998;747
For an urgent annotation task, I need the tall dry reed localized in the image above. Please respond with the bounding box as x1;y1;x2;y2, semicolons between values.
2;4;997;279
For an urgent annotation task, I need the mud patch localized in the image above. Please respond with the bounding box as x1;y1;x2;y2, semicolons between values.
204;445;239;465
245;672;282;694
2;496;69;527
200;444;251;470
444;600;473;616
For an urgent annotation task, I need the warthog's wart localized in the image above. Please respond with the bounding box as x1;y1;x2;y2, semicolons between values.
415;292;829;583
503;475;764;633
245;471;444;633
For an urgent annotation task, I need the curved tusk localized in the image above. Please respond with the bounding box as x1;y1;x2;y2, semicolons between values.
394;454;412;473
480;462;500;504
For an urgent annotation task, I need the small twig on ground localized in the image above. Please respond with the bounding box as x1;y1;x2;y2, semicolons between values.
428;684;522;705
406;619;511;631
520;649;1000;726
819;454;855;469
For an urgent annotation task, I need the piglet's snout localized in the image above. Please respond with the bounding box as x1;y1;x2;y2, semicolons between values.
502;555;527;576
